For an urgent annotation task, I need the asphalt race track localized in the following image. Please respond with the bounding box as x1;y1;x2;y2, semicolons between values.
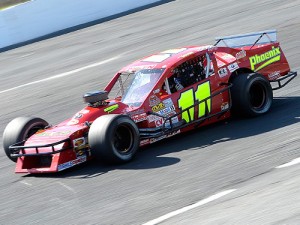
1;0;300;224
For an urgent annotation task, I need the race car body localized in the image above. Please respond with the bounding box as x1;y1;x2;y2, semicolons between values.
3;30;297;173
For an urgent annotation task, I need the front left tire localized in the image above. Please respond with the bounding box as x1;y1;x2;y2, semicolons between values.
3;117;48;162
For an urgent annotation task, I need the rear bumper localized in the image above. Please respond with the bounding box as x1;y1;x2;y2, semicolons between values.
270;71;297;90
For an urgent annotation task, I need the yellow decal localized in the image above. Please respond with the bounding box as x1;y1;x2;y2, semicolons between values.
104;104;119;113
152;103;165;112
195;82;211;117
249;46;281;71
178;81;211;123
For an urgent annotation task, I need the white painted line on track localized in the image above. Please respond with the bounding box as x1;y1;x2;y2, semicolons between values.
276;157;300;168
20;180;32;186
141;189;236;225
0;56;119;95
57;181;76;193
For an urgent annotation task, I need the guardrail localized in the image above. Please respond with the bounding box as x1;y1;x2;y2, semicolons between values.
0;0;162;50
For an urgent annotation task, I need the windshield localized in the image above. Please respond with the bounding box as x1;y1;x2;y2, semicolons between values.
109;68;164;107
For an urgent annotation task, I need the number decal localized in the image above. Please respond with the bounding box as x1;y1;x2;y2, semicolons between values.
178;89;194;123
195;81;211;117
178;81;211;123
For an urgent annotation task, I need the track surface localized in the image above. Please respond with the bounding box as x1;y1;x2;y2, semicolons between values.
1;0;300;224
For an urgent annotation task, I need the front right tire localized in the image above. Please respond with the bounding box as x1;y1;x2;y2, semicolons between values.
88;114;140;164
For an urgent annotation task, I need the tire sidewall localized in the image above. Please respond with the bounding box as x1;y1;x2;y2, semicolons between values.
89;114;140;164
105;116;139;161
231;73;273;117
3;117;48;162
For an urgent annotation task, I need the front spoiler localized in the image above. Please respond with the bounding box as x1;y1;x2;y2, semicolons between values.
9;139;89;173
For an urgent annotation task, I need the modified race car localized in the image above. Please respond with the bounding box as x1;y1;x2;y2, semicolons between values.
3;30;297;173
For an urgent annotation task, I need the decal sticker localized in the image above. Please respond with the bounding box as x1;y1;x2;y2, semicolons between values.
58;155;87;171
154;116;179;128
67;119;79;125
161;48;187;54
149;130;180;144
73;137;86;150
156;105;176;116
268;71;280;80
36;130;72;137
74;113;83;119
227;62;239;72
221;102;229;111
218;67;228;78
162;98;174;107
249;46;281;71
178;81;211;123
127;108;145;116
147;114;162;123
179;52;194;58
140;139;150;146
152;103;165;112
131;113;148;123
149;95;161;107
142;54;171;63
153;89;160;94
104;104;119;113
80;109;90;114
236;49;246;60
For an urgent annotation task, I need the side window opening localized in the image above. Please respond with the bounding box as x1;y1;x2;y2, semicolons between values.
167;55;206;93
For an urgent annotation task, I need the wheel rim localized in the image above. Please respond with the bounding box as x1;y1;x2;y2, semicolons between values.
249;82;267;110
113;125;134;154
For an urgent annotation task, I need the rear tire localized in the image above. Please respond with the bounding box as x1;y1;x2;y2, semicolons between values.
231;73;273;117
3;117;48;162
88;114;140;164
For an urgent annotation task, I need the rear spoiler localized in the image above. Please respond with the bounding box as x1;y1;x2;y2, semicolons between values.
214;30;277;48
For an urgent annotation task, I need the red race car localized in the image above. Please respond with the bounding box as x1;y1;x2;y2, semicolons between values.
3;30;297;173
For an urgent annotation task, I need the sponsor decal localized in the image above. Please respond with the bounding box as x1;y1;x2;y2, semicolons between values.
249;46;281;71
162;98;174;107
179;52;194;58
227;62;239;72
127;108;145;116
67;119;79;125
36;130;72;137
104;104;119;113
73;137;86;149
153;89;160;94
156;105;176;116
131;113;148;123
58;155;87;171
218;67;228;78
80;109;90;114
150;130;180;144
154;116;179;128
74;113;83;119
221;102;229;111
140;139;150;146
147;114;162;123
161;48;187;54
149;95;161;107
152;102;165;112
236;49;246;60
142;54;171;63
268;71;280;80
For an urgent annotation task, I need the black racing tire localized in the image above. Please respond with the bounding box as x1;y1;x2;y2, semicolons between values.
231;73;273;117
3;117;48;162
88;114;140;164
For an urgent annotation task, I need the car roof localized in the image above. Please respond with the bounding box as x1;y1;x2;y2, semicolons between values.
119;45;213;73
